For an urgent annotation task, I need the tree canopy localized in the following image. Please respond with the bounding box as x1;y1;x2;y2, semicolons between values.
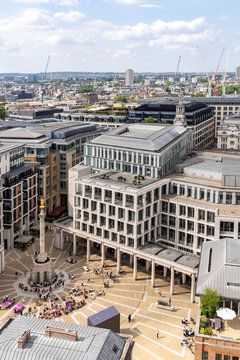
200;288;221;318
114;95;128;103
0;106;6;120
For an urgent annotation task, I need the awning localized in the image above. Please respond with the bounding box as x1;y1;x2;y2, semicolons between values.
15;235;33;244
48;206;67;218
30;224;40;231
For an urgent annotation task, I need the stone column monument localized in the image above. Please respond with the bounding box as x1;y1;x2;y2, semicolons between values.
30;199;55;284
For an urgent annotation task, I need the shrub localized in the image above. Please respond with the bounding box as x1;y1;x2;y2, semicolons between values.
200;315;208;328
200;288;221;318
204;328;213;336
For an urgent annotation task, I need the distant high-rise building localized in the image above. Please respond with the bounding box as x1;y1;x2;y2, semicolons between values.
125;69;134;85
236;66;240;79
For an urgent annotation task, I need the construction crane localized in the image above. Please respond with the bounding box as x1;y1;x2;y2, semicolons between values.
214;48;225;96
176;56;181;75
197;46;212;97
222;50;230;96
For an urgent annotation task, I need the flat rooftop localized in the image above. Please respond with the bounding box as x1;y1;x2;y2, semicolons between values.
171;150;240;189
89;123;188;152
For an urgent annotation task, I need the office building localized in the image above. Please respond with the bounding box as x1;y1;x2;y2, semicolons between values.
84;123;192;179
139;96;240;136
128;99;214;148
217;112;240;150
0;143;38;249
125;69;134;85
0;122;106;213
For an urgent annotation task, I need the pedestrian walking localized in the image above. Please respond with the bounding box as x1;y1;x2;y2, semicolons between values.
15;271;18;277
87;276;90;282
169;298;172;307
128;314;131;323
156;329;159;339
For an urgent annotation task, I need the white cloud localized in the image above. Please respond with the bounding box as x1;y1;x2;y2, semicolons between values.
140;3;163;8
103;17;217;52
113;0;146;3
54;10;85;22
112;49;132;58
12;0;78;5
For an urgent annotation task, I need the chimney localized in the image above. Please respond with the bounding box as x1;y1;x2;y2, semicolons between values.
45;326;77;341
17;329;31;349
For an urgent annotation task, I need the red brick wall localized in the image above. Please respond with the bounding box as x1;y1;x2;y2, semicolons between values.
195;335;240;359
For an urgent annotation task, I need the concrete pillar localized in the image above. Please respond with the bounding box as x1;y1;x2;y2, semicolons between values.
101;243;105;266
130;254;133;267
146;260;151;271
87;238;90;262
182;273;186;285
170;267;174;295
191;274;196;303
59;230;64;250
163;266;167;277
73;234;77;256
133;254;137;281
232;192;237;205
223;192;226;204
117;248;121;274
151;260;155;288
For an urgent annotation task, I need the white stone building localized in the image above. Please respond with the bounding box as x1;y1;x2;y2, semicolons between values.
217;113;240;150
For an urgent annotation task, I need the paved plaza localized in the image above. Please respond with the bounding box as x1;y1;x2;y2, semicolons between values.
0;229;198;360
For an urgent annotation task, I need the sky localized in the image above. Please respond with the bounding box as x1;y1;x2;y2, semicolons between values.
0;0;239;73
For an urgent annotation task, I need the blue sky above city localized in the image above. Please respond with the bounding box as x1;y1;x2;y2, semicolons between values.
0;0;239;73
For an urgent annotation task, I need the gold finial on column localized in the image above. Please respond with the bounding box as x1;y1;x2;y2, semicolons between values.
40;199;45;211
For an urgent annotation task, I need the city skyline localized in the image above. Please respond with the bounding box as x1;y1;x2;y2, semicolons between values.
0;1;239;73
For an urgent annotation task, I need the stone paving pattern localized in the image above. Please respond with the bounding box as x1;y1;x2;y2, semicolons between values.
0;229;198;360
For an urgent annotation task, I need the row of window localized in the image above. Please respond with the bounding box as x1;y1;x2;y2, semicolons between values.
203;351;239;360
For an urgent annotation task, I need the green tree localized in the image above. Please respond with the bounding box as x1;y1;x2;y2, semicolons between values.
77;85;93;94
114;95;128;103
0;106;6;120
200;288;221;318
198;77;208;83
191;94;206;97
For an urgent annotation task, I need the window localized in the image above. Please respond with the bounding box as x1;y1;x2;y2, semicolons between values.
118;208;125;219
208;248;213;272
180;205;186;216
223;356;230;360
100;203;106;214
162;201;168;212
233;357;239;360
202;351;208;360
207;211;215;223
215;355;222;360
187;221;194;231
207;226;215;237
109;206;115;216
169;216;175;227
198;224;205;234
112;345;119;355
170;203;176;214
220;221;234;232
198;209;205;221
188;207;194;218
179;219;185;229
